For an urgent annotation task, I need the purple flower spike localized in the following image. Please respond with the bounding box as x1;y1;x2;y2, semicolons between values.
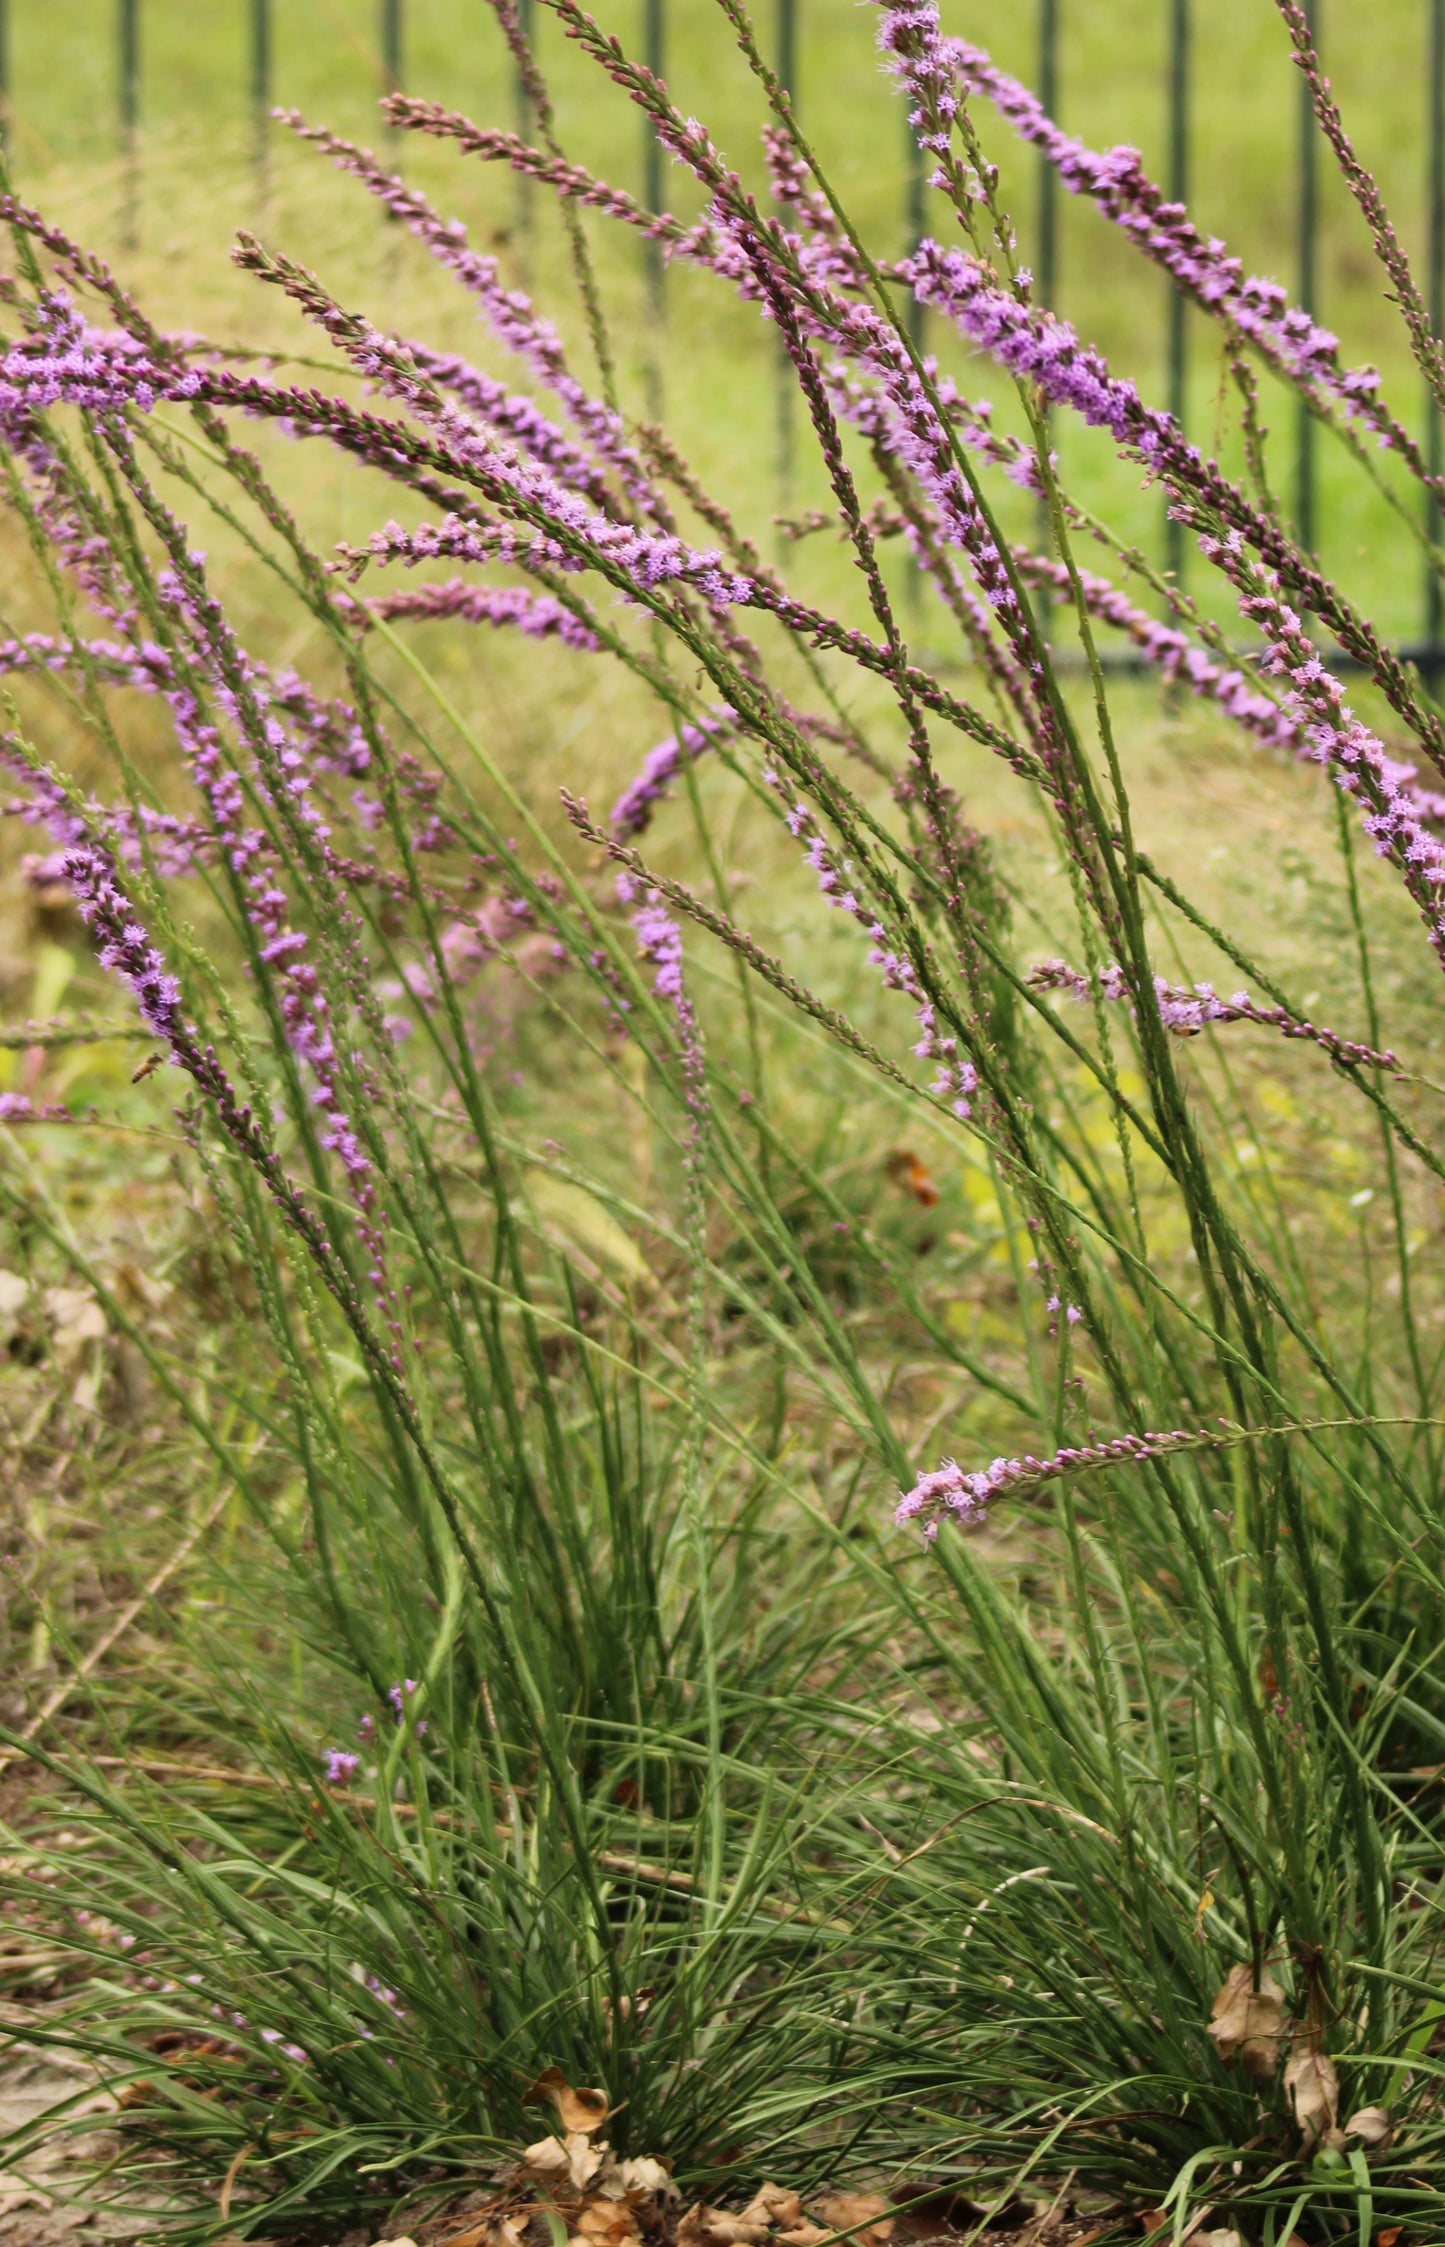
617;873;710;1159
610;709;738;839
897;1424;1219;1534
947;40;1398;442
1221;554;1445;971
1027;956;1400;1074
64;845;186;1049
323;1749;360;1786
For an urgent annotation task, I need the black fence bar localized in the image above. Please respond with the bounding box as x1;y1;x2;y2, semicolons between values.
1296;0;1319;553
382;0;403;94
119;0;139;141
777;0;796;113
1428;0;1445;648
119;0;140;245
516;0;534;112
1037;0;1059;310
1036;0;1059;553
905;102;926;353
643;0;664;313
251;0;270;169
1165;0;1189;585
641;0;665;419
515;0;534;244
775;0;797;509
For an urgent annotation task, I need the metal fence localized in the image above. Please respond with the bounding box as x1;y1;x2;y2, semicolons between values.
1;3;1444;661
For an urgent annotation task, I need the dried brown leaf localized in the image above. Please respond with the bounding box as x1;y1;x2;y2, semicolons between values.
521;2132;603;2193
0;1271;27;1341
110;1260;171;1314
575;2199;641;2246
523;2066;612;2135
741;2186;802;2229
1206;1963;1285;2079
1344;2104;1393;2153
777;2229;831;2246
1284;2035;1339;2149
43;1285;106;1363
676;2208;771;2247
818;2192;895;2247
0;2176;53;2220
616;2157;676;2200
522;2136;572;2178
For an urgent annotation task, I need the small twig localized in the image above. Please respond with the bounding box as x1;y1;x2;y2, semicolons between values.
0;1018;152;1050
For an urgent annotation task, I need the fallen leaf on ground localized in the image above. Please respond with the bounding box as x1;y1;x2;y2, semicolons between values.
523;2067;612;2137
43;1285;106;1360
1206;1963;1285;2078
0;1272;27;1340
0;2176;52;2219
677;2207;771;2247
109;1260;173;1323
1284;2033;1339;2149
889;2186;991;2242
520;2131;604;2193
741;2187;802;2229
1343;2103;1392;2152
617;2157;675;2199
818;2192;894;2247
574;2202;641;2247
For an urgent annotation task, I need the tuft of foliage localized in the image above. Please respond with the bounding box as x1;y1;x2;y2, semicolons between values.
3;3;1445;2241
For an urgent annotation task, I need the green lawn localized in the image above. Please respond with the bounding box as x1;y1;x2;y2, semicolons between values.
7;0;1445;646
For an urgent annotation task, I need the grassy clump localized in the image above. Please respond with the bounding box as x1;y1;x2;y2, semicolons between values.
3;3;1445;2243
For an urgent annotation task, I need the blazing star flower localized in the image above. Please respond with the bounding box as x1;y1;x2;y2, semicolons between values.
897;1426;1219;1535
1223;558;1445;971
0;1093;67;1121
323;1749;360;1786
1027;956;1399;1073
610;710;738;839
947;38;1395;441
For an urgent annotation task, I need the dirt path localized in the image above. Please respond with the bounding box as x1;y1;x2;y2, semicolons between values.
0;2039;159;2243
